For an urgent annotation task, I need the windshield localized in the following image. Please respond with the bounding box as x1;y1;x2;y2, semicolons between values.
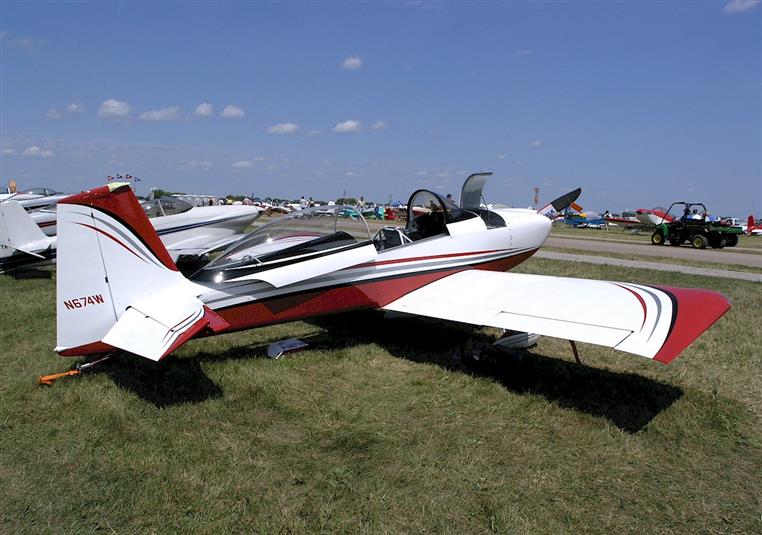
195;206;371;280
142;197;193;218
22;187;57;196
405;189;477;240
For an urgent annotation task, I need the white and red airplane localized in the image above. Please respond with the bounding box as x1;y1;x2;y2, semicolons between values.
745;215;761;236
635;207;674;226
54;174;730;367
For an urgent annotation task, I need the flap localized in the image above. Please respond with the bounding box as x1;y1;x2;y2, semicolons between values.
383;270;729;363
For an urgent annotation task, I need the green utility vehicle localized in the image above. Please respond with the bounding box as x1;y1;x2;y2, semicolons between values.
650;202;743;249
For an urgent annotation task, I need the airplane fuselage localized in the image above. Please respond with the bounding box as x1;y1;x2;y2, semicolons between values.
194;209;551;334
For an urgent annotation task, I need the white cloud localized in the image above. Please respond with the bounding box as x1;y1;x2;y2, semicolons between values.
266;122;300;134
139;106;181;121
46;108;61;119
723;0;759;13
529;139;543;148
333;120;362;133
67;102;86;114
497;153;506;160
345;171;364;177
342;56;363;70
10;35;46;53
221;105;245;118
371;120;388;130
22;145;54;158
194;102;214;116
232;160;254;168
416;170;428;176
98;98;131;119
306;130;322;136
187;160;211;169
2;148;17;155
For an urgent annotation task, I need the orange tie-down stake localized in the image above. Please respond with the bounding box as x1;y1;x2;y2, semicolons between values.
38;354;114;386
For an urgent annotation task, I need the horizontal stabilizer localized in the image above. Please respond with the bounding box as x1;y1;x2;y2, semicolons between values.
383;270;729;363
102;286;229;361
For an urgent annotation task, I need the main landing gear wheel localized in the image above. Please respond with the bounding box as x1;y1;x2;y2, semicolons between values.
651;232;665;245
692;234;708;249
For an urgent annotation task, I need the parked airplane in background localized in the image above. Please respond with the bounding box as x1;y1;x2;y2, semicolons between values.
54;174;729;370
604;210;640;227
635;207;674;226
746;215;762;236
0;194;262;272
0;187;70;211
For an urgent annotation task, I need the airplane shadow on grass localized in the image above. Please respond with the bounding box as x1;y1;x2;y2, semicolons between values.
89;310;681;432
4;267;53;280
307;310;683;434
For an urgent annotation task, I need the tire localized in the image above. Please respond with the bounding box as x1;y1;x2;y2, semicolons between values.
692;234;708;249
709;233;726;249
651;232;665;245
725;234;739;247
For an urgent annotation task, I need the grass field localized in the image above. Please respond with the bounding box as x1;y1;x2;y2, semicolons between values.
1;259;760;533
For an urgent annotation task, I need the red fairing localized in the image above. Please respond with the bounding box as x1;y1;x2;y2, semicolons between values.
60;185;178;271
652;286;731;364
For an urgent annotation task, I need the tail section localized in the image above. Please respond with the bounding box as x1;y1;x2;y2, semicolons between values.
537;188;582;219
56;183;228;360
748;215;756;235
0;200;52;259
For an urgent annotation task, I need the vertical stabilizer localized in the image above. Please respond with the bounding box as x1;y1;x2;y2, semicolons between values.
55;184;222;358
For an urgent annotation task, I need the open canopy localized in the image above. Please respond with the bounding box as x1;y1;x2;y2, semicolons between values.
141;197;194;218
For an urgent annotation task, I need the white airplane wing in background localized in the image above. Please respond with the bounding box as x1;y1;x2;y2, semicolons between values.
383;270;729;364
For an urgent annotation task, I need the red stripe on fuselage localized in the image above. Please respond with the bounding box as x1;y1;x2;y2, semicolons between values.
355;248;506;269
214;249;537;333
60;249;538;358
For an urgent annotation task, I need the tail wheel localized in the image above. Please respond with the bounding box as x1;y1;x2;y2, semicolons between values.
725;234;739;247
651;232;665;245
692;234;708;249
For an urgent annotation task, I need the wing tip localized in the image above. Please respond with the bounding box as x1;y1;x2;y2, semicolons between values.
651;286;731;364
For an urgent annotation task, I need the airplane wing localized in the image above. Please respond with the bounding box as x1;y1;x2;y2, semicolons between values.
383;270;729;363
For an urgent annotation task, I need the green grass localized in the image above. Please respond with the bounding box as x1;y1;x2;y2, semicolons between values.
1;261;760;533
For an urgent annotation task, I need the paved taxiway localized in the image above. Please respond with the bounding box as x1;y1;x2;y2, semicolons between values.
545;236;762;269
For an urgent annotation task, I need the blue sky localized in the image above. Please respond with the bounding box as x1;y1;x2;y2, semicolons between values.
1;1;760;215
